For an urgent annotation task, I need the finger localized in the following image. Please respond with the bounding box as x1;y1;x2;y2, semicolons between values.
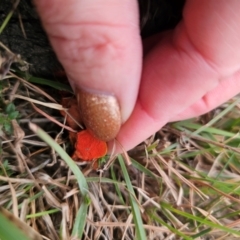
171;72;240;121
184;0;240;72
114;0;240;151
34;0;142;140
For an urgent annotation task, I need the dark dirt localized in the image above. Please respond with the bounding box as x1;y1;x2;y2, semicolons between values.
1;0;62;78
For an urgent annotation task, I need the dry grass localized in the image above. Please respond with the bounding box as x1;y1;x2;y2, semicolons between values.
1;69;240;239
1;1;240;239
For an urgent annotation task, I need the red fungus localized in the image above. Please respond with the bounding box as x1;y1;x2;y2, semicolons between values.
72;130;107;161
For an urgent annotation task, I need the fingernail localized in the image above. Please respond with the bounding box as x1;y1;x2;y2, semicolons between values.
77;88;121;142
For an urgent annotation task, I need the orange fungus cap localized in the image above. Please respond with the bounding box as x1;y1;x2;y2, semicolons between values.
74;130;107;161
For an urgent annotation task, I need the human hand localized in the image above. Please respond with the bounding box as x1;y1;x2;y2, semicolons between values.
35;0;240;152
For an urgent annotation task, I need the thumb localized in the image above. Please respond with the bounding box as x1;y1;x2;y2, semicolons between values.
35;0;142;141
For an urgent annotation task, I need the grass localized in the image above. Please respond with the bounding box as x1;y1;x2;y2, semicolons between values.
1;1;240;240
1;58;240;240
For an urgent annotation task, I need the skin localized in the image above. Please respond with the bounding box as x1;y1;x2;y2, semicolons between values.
35;0;240;152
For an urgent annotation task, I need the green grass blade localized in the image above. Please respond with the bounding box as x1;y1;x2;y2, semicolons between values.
161;202;240;236
118;155;147;240
150;210;192;240
29;122;88;196
173;121;240;138
29;123;90;239
192;98;240;135
71;198;90;239
27;76;73;92
131;158;157;178
16;71;73;92
26;209;60;219
0;212;30;240
86;176;126;185
0;5;15;34
0;208;41;240
192;228;212;239
110;165;126;206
